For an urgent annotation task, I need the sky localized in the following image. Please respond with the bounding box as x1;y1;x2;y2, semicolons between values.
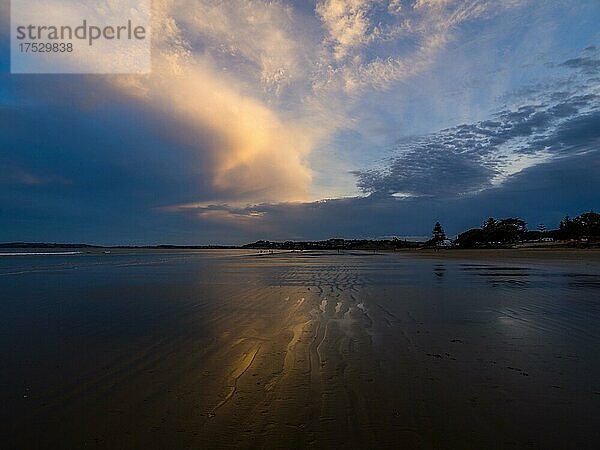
1;0;599;245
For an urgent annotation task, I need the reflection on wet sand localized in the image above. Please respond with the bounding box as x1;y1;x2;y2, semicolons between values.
434;264;446;279
1;250;599;449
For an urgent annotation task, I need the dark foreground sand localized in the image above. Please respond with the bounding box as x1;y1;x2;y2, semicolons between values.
1;249;599;449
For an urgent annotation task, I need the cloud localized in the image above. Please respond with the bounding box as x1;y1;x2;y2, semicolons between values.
169;144;599;243
351;47;600;199
2;0;329;206
136;60;318;204
117;0;534;205
0;164;70;186
316;0;377;60
2;0;538;208
314;0;527;93
560;56;600;75
165;202;275;235
74;1;327;205
169;0;313;96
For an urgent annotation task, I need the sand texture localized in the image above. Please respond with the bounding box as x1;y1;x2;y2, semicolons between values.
1;249;599;449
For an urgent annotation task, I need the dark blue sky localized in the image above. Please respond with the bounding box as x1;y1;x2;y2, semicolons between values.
1;1;599;244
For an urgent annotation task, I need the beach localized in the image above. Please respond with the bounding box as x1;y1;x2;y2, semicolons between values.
403;247;600;263
1;249;599;449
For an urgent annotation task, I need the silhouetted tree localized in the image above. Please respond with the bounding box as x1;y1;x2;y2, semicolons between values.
423;222;447;248
481;217;526;244
483;217;497;231
455;228;485;248
577;211;600;237
559;211;600;239
455;217;527;247
432;222;446;242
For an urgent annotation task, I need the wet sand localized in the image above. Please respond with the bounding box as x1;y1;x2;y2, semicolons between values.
403;247;600;263
1;249;599;448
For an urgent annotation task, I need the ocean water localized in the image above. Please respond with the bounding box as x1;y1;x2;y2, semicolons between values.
1;249;599;449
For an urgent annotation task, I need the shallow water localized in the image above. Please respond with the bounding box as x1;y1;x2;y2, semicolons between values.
1;249;599;449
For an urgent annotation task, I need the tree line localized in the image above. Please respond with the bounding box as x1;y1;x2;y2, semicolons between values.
431;211;600;248
242;211;599;251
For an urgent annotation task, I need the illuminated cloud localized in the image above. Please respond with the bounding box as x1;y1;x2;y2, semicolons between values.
110;0;324;204
316;0;377;60
5;0;534;205
135;61;317;203
171;0;310;95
